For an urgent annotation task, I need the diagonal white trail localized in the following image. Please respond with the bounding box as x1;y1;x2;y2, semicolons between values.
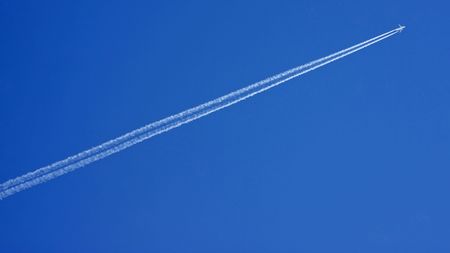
0;26;403;200
0;27;399;192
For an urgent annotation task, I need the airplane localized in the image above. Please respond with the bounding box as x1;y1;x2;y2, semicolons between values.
397;24;406;32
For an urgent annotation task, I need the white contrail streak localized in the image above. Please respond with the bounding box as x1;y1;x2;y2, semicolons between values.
0;27;399;192
0;26;403;200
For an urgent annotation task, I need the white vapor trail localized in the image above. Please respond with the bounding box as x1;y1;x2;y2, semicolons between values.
0;26;403;200
0;27;398;192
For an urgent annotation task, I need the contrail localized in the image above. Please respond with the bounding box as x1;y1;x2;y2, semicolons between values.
0;27;399;192
0;26;404;200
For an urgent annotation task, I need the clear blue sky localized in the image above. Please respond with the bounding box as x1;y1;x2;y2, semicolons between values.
1;1;449;252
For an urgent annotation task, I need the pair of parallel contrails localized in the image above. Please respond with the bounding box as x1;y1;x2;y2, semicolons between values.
0;26;405;200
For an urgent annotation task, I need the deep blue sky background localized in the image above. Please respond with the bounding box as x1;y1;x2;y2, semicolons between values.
1;1;449;252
